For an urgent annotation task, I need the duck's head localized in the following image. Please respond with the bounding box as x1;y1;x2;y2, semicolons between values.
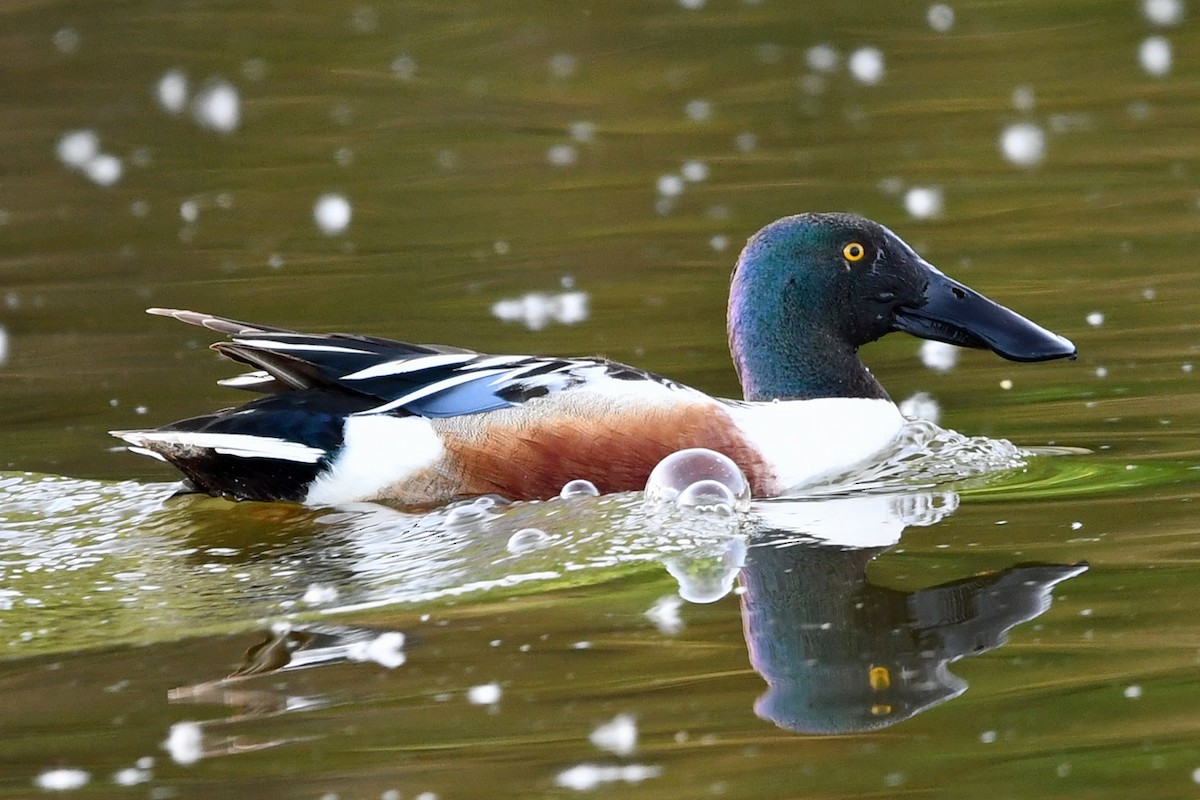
728;213;1076;401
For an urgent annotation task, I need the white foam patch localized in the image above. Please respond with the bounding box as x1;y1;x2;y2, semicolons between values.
590;713;638;755
467;682;502;704
163;721;203;765
347;631;406;668
491;291;589;330
645;594;684;634
34;768;90;791
724;398;905;493
304;415;443;505
114;430;326;463
555;764;662;791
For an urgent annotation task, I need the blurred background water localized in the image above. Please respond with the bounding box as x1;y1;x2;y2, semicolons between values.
3;0;1200;798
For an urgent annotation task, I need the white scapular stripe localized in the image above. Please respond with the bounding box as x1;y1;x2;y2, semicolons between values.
218;370;274;388
461;354;532;370
304;415;444;506
342;352;479;380
234;339;374;354
113;430;326;463
359;367;511;415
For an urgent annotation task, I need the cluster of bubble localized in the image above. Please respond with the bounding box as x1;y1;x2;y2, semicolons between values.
56;129;122;187
156;69;240;133
491;288;589;331
655;158;710;215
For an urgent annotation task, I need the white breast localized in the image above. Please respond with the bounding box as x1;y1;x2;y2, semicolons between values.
723;398;905;493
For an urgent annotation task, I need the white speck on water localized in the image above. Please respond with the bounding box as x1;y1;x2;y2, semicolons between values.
335;146;354;166
735;132;758;152
679;0;705;7
381;791;401;800
570;120;596;143
1124;684;1143;699
1000;379;1014;390
848;47;885;84
130;200;149;217
302;584;339;604
710;235;728;252
467;682;501;705
1000;123;1046;167
34;768;89;791
391;54;417;81
163;721;203;765
1095;366;1109;378
1183;363;1194;373
57;130;99;169
1192;766;1200;784
1142;287;1157;300
919;339;960;371
242;57;267;81
980;730;998;744
590;713;638;756
156;69;188;114
1143;0;1184;26
348;631;407;668
547;143;577;166
492;291;589;330
313;193;352;235
1071;521;1083;530
1080;608;1093;616
681;160;708;182
685;99;712;122
1086;311;1105;327
899;391;941;424
645;594;684;634
806;44;839;73
555;764;662;791
192;80;240;133
549;53;578;79
350;5;378;33
1012;85;1036;112
904;186;943;219
1056;763;1072;778
113;766;150;786
0;326;9;368
1139;36;1172;76
878;176;905;195
657;174;684;197
756;42;783;64
84;154;123;186
180;200;200;223
54;27;80;54
884;772;906;787
927;3;955;31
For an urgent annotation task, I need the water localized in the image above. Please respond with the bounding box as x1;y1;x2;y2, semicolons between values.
4;1;1200;798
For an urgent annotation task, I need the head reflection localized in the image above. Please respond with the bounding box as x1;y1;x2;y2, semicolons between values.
731;493;1085;735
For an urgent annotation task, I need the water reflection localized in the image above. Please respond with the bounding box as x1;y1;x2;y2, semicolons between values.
736;494;1086;735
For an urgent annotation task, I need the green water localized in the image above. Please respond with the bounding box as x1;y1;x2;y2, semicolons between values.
3;0;1200;797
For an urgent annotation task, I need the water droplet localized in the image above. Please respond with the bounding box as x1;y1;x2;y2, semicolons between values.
559;479;600;499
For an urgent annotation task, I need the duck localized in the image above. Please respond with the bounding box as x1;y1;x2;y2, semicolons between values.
112;213;1076;507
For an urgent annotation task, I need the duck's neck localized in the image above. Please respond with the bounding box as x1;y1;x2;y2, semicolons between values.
728;274;890;403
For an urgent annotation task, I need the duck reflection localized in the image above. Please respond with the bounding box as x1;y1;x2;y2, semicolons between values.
734;493;1086;735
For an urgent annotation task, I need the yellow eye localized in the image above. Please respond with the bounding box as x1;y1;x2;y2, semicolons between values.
843;242;866;262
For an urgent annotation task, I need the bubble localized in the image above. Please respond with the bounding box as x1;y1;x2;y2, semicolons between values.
848;47;885;84
83;153;123;186
806;44;839;73
919;339;959;371
710;234;728;252
391;55;417;81
656;174;684;197
1000;122;1045;167
735;132;758;152
904;186;943;219
681;160;708;182
570;120;596;143
547;143;577;166
559;479;600;499
444;503;491;527
644;448;750;512
507;527;551;553
156;69;188;114
53;27;80;54
927;3;955;31
313;193;352;235
1012;85;1036;112
57;130;99;169
1139;36;1172;77
1143;0;1184;26
1086;311;1104;327
684;99;712;122
675;479;737;515
192;80;240;133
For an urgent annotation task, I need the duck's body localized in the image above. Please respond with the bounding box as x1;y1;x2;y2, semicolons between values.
114;213;1075;506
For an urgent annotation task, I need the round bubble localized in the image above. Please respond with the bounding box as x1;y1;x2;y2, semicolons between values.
444;503;490;527
559;479;600;499
507;527;552;554
644;448;750;512
675;479;737;516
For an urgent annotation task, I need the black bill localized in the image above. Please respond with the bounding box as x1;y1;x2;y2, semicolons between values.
893;264;1076;362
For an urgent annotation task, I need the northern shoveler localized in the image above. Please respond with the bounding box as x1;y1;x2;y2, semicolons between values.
112;213;1076;506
